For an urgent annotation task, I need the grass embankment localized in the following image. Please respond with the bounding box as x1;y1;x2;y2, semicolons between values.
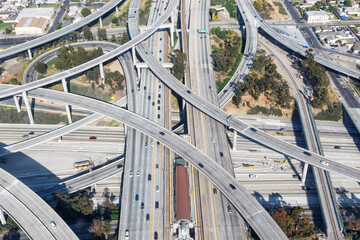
228;50;294;118
0;105;84;124
210;27;243;92
210;0;237;18
139;0;152;25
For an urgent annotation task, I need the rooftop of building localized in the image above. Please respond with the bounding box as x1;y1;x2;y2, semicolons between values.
16;17;47;28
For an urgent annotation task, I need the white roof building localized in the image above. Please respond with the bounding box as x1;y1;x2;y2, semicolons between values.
304;10;330;22
68;6;81;17
46;0;58;4
15;7;54;23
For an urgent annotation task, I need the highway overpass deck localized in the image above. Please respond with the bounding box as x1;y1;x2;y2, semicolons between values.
1;86;288;239
0;0;124;59
0;168;78;240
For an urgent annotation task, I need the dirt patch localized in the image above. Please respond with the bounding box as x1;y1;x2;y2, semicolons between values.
252;0;289;20
0;58;27;84
224;93;295;118
105;59;124;75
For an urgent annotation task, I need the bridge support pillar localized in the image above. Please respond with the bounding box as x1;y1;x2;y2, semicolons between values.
232;130;237;150
132;47;136;66
302;163;309;183
115;6;119;14
99;17;103;28
170;26;174;47
124;124;127;135
136;65;141;79
61;79;72;124
27;49;32;60
22;91;34;125
0;207;6;225
99;62;105;85
13;96;21;112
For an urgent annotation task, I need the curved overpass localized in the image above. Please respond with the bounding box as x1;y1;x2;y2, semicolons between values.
23;41;119;83
126;4;360;181
6;87;288;240
0;0;177;99
0;168;78;240
243;0;360;79
218;0;258;107
0;0;357;181
0;0;124;59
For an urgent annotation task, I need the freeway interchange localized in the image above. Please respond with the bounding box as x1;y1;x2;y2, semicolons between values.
0;0;359;239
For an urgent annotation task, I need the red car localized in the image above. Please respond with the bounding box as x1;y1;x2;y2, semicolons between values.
89;136;97;140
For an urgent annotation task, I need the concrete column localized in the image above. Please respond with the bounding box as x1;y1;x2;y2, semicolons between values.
115;6;119;14
232;130;237;150
0;207;6;225
61;79;72;124
99;62;105;85
99;17;103;28
124;124;127;136
170;26;174;47
136;65;140;78
22;91;34;125
13;95;21;112
171;11;174;23
132;47;136;66
27;49;32;60
302;163;309;183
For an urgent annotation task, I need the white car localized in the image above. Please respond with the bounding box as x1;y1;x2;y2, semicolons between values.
129;170;133;177
50;221;57;229
151;141;154;147
320;160;329;166
156;185;159;192
137;171;140;176
125;230;129;239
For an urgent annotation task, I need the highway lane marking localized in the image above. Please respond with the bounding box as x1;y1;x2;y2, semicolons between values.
192;0;219;238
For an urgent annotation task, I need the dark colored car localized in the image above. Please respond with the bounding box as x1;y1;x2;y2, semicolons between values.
141;202;144;209
89;136;97;140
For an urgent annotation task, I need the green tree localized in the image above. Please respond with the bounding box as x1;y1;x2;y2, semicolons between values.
209;8;217;21
81;8;92;17
344;0;352;7
171;49;187;80
35;61;48;74
97;28;107;40
272;207;316;238
102;221;111;239
105;70;125;90
82;25;93;40
5;27;11;34
89;219;102;237
70;194;93;215
110;34;118;43
111;17;119;25
9;78;20;85
120;32;130;44
56;23;62;30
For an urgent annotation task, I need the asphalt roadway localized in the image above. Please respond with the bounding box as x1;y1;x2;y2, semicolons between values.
0;0;125;59
0;168;78;240
2;86;288;239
